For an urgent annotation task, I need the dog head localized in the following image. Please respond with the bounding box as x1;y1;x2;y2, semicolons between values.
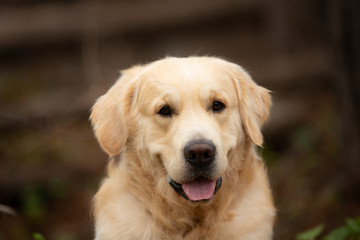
90;57;271;202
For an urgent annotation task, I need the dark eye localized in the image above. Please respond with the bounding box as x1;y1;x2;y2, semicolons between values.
212;101;225;113
158;105;172;117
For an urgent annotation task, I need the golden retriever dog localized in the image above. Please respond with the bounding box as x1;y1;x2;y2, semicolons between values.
90;57;275;240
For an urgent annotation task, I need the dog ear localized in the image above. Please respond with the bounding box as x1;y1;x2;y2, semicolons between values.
90;66;142;156
231;65;272;147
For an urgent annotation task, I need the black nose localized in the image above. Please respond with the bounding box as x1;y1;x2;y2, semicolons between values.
184;140;216;168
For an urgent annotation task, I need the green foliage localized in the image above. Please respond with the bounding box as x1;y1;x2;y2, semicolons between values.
296;217;360;240
291;126;317;153
54;232;77;240
296;224;324;240
20;179;69;224
33;233;46;240
22;186;46;222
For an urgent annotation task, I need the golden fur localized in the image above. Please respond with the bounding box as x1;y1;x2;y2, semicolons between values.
90;57;275;240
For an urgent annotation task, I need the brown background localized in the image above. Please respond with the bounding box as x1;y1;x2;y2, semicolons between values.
0;0;359;239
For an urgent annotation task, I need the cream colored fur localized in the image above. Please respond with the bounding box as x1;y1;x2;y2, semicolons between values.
90;57;275;240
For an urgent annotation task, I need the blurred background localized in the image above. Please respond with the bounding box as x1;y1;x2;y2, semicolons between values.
0;0;359;239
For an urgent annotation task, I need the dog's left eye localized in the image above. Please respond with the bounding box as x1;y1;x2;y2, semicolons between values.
212;101;225;113
158;105;172;117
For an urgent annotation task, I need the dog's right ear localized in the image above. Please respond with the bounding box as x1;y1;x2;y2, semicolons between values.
90;66;142;156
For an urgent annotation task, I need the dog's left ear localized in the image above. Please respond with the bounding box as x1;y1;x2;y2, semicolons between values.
230;65;272;147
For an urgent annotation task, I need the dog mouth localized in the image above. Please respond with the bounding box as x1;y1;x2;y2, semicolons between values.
167;175;222;202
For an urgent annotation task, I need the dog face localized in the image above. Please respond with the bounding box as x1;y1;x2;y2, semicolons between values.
90;57;271;202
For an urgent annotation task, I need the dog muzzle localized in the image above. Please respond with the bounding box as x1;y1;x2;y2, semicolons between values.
167;175;222;202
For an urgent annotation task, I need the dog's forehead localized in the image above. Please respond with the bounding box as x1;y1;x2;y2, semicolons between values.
140;57;234;90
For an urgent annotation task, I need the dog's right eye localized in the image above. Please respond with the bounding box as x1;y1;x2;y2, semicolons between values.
158;105;172;117
212;101;225;113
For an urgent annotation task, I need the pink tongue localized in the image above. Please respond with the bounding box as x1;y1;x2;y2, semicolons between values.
182;179;217;201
